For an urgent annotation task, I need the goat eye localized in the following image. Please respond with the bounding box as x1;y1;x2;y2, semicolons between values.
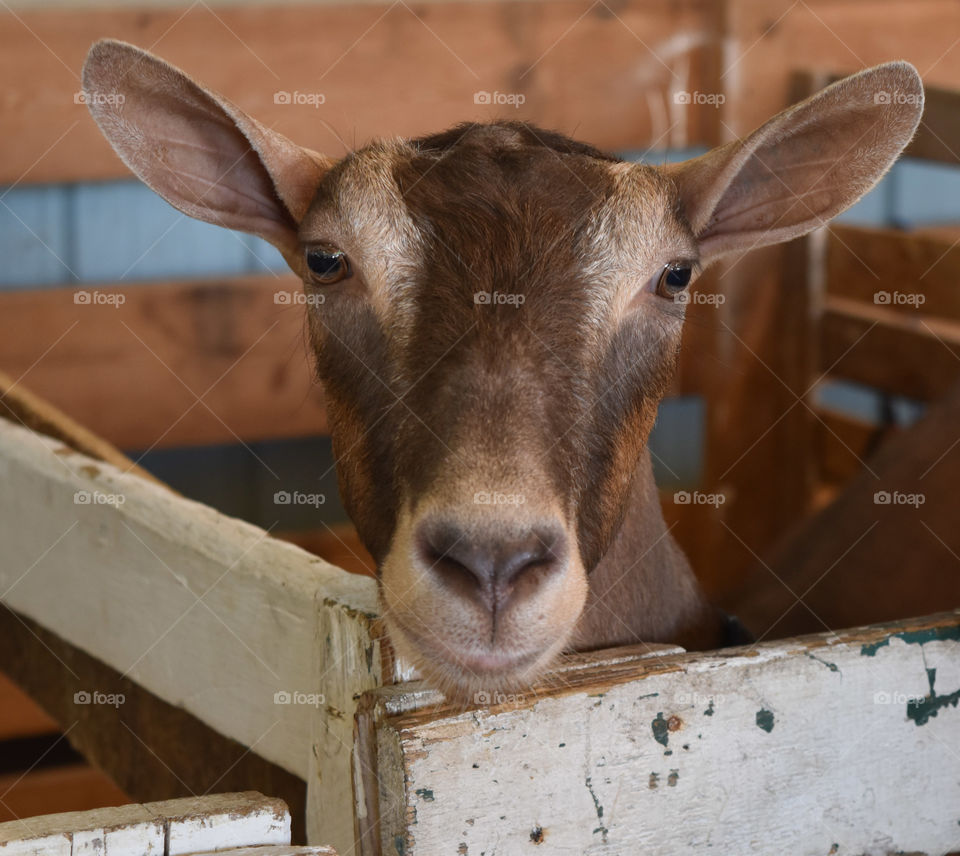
305;246;350;283
656;262;693;297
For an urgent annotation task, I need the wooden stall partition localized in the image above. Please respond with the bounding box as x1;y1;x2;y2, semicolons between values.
690;3;960;602
0;406;380;854
359;610;960;855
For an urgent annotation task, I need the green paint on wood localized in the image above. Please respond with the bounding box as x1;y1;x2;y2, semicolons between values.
907;667;960;726
651;712;670;746
415;788;435;802
393;835;406;855
585;776;608;843
860;623;960;656
756;709;775;733
806;652;840;673
667;769;679;787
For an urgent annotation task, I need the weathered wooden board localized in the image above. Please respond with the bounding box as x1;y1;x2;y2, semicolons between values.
820;295;960;402
0;793;289;856
0;415;379;854
366;611;960;855
0;1;717;186
826;226;960;323
731;379;960;642
191;849;337;856
0;276;326;450
0;609;308;841
721;0;960;140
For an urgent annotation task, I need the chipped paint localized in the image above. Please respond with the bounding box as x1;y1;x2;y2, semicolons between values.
704;701;715;716
415;789;434;802
649;773;659;789
667;770;679;787
907;667;960;727
860;624;960;656
806;653;840;673
529;826;545;844
584;777;608;843
756;709;775;733
651;712;670;746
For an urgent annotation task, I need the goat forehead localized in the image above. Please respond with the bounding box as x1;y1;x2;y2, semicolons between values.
306;132;686;347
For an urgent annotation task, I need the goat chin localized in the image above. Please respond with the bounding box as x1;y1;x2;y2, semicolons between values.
383;608;576;705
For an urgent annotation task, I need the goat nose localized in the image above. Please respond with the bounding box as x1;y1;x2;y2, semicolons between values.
416;518;567;611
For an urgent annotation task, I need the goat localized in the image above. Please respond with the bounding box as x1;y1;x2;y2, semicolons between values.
82;41;922;699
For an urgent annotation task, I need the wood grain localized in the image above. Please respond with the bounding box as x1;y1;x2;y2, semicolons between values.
0;276;326;450
820;295;960;401
362;610;960;855
0;1;717;186
730;380;960;641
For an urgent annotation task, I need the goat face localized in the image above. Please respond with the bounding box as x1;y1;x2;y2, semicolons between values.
82;39;923;698
301;124;694;697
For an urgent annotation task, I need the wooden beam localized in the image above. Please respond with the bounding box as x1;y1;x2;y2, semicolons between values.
820;295;960;401
827;226;960;323
0;369;165;487
719;0;960;139
0;415;380;854
0;1;717;186
731;380;960;641
361;610;960;855
905;82;960;166
0;609;308;843
0;276;327;450
813;406;892;487
0;792;290;856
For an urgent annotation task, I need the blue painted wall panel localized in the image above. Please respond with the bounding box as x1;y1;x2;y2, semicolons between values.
71;181;255;282
0;185;72;287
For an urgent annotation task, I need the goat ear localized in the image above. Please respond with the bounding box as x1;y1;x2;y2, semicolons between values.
666;62;923;265
81;39;332;264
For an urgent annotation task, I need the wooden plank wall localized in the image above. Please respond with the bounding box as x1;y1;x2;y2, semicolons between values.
689;0;960;602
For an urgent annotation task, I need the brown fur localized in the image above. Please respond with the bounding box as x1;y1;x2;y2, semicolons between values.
82;41;924;699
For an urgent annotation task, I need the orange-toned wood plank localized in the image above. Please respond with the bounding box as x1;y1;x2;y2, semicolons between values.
827;226;960;323
0;276;326;450
0;672;58;742
0;1;717;186
820;296;960;401
0;766;130;824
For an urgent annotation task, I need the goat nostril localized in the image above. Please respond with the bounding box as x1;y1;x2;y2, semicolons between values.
415;518;566;609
